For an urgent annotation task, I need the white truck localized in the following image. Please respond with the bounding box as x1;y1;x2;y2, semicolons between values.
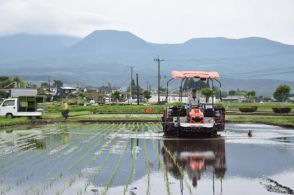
0;89;44;118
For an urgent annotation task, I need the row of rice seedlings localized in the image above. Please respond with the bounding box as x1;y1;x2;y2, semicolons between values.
40;128;109;189
66;123;117;171
1;127;71;189
150;123;193;194
0;141;44;174
17;124;103;194
0;128;83;194
6;128;89;194
143;132;151;195
0;125;60;159
161;141;192;194
0;126;76;175
149;126;171;195
56;123;122;194
57;122;120;193
153;123;163;133
29;123;117;194
80;138;121;193
123;125;139;195
0;127;51;159
81;122;134;193
11;127;85;177
101;135;132;195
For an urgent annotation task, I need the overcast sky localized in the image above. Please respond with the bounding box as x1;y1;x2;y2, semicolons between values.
0;0;293;44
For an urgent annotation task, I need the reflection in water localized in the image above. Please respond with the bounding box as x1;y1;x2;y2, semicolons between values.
0;129;70;156
162;138;226;192
1;123;294;195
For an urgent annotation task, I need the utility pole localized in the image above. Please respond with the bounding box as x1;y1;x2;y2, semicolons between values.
129;66;134;100
154;56;164;104
48;76;50;92
136;73;139;105
146;81;149;91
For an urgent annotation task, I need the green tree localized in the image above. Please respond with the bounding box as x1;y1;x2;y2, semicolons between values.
0;76;26;88
183;78;195;90
246;90;256;102
12;76;26;88
143;90;151;101
78;92;92;101
159;87;167;92
40;82;49;89
111;91;121;102
212;86;224;99
221;90;228;98
127;79;143;98
13;76;21;87
0;77;11;88
235;88;247;96
0;90;7;98
67;93;78;99
53;80;63;88
183;79;206;91
273;84;291;102
37;88;46;95
228;90;236;96
201;87;213;103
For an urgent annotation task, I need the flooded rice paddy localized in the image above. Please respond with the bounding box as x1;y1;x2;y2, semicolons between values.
0;123;294;195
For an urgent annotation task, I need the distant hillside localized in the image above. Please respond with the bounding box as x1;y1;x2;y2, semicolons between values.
0;30;294;95
0;33;81;63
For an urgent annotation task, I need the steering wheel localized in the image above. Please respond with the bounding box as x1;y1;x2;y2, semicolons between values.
190;103;206;110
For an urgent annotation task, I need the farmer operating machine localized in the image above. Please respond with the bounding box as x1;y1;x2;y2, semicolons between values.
162;71;225;136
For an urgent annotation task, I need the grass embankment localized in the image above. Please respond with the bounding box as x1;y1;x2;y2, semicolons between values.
227;115;294;128
0;117;30;127
222;102;294;112
39;103;165;114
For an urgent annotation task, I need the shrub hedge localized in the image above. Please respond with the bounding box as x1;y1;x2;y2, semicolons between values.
239;106;258;112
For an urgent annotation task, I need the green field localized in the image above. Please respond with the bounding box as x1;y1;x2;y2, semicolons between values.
0;102;293;128
39;102;294;114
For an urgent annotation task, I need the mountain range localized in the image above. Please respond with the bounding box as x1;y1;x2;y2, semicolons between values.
0;30;294;96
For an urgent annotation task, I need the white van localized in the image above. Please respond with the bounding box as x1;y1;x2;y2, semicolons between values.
0;98;43;118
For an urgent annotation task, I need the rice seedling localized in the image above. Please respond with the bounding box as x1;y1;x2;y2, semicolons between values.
0;126;74;174
16;124;105;192
72;123;126;193
32;123;117;193
123;126;138;195
1;122;180;195
161;141;193;194
149;125;171;195
143;133;151;195
101;138;131;195
57;123;123;194
1;132;77;193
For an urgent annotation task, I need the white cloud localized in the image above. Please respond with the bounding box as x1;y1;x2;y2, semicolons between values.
0;0;293;44
0;0;114;37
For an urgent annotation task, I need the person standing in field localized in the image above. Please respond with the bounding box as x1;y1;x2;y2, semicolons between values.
62;101;69;119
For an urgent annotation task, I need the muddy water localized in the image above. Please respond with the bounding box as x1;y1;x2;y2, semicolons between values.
0;123;294;195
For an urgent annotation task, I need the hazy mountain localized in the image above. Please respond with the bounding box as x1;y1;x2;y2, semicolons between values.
68;30;150;54
0;33;81;63
1;30;294;95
